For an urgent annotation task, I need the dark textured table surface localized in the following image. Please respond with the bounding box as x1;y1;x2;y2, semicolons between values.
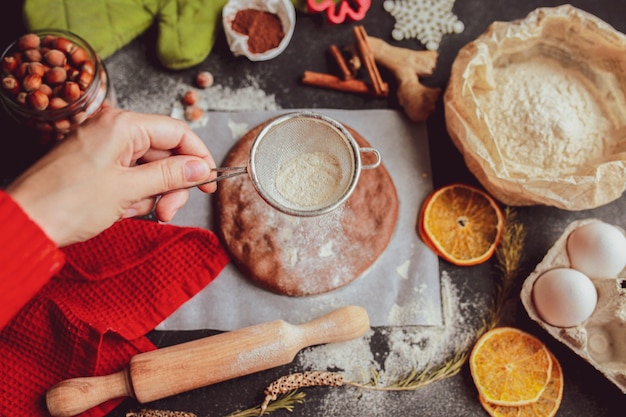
2;1;626;416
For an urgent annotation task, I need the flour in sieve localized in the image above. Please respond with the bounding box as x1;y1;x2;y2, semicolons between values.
275;151;342;207
478;56;615;177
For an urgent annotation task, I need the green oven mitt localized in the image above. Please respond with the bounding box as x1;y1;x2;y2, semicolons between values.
23;0;228;70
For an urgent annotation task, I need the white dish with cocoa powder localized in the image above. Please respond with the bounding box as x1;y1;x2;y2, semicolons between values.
222;0;295;61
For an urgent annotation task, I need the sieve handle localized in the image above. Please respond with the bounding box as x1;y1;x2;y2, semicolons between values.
189;166;248;188
359;147;382;169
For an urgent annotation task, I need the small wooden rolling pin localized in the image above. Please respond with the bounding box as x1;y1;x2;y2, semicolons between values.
46;305;370;417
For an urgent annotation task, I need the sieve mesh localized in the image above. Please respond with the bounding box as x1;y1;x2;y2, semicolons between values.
249;113;359;216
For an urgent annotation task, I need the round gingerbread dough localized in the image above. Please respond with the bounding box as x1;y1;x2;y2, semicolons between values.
214;117;399;296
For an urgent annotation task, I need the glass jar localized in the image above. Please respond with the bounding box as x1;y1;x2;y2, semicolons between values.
0;29;113;142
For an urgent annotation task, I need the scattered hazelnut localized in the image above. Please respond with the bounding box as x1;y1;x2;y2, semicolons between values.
184;105;204;121
44;49;67;67
195;71;214;89
16;33;41;51
27;90;49;110
182;90;199;106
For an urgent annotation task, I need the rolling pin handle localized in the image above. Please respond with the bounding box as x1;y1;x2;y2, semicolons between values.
46;369;133;417
299;305;370;346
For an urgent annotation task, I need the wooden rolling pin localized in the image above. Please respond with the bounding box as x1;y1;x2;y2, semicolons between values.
46;305;370;417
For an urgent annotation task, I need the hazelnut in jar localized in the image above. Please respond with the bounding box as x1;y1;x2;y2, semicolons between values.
0;30;114;142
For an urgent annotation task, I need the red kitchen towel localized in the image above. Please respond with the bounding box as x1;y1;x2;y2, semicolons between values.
0;218;229;417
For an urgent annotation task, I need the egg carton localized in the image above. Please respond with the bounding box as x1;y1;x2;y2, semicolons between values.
521;218;626;393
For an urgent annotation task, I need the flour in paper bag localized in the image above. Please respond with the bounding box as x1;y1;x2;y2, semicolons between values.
479;56;613;177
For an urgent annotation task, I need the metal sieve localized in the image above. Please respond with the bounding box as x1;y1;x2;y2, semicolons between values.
200;111;381;216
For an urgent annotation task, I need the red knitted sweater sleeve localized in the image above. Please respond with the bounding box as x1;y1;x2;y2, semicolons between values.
0;190;65;329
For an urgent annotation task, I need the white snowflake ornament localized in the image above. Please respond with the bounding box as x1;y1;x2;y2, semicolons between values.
384;0;464;50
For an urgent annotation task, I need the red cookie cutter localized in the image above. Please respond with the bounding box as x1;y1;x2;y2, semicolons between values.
307;0;371;24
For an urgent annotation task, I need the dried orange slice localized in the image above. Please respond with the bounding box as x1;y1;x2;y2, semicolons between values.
418;183;504;266
479;352;563;417
470;327;553;406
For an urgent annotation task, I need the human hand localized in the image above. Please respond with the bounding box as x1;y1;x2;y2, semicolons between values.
6;107;217;246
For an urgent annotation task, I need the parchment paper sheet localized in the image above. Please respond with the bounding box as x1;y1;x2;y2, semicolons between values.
157;109;441;331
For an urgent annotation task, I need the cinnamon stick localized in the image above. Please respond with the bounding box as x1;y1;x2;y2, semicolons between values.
353;26;386;97
328;44;354;80
301;70;388;96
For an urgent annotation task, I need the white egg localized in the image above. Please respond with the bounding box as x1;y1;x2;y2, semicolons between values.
566;221;626;278
531;267;597;327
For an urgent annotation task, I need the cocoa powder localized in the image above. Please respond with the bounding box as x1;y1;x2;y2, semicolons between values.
231;9;284;54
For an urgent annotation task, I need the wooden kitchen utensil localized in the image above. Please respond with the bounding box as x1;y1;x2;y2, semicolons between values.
46;305;370;417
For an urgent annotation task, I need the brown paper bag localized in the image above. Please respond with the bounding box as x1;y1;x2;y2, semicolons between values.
444;5;626;210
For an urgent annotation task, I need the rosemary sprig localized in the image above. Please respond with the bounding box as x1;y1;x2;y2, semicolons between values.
348;348;470;391
485;207;527;330
225;391;306;417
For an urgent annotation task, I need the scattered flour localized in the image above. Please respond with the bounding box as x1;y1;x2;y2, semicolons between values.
396;260;410;279
227;118;250;140
479;56;614;177
170;81;281;126
104;43;279;116
318;241;334;258
296;272;487;385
